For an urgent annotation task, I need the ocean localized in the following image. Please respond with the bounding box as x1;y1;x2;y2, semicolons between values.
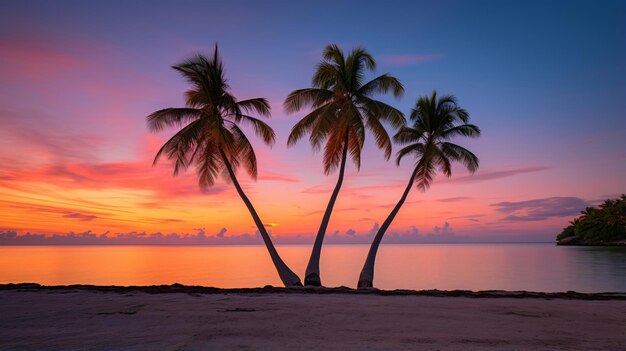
1;243;624;292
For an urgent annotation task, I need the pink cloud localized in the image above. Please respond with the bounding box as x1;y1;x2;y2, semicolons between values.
0;40;79;80
257;173;300;183
0;161;225;198
0;110;105;165
0;33;103;81
443;166;550;183
437;197;472;202
381;54;443;65
301;184;331;194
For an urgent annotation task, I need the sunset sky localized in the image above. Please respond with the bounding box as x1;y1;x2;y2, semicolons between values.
1;0;624;243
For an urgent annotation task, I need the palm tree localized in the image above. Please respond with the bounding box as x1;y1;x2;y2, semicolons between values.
284;44;405;286
146;46;302;287
358;91;481;288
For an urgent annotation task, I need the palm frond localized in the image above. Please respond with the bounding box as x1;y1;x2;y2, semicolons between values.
365;114;392;160
441;142;480;173
236;98;271;117
435;149;452;177
350;47;376;71
287;103;332;146
284;88;334;114
358;74;404;98
230;124;258;179
234;114;275;146
360;97;406;129
395;143;423;165
414;156;437;191
441;124;481;139
312;62;341;90
322;44;345;66
322;125;347;175
393;126;422;144
146;108;202;132
152;118;208;175
309;103;339;151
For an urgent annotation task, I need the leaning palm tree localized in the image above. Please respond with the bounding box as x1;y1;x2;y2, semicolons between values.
285;44;405;286
147;46;301;287
358;91;481;288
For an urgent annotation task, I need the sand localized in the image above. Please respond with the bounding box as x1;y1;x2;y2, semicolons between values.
1;285;625;350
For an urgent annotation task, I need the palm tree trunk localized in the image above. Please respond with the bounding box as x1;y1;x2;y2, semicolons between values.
220;150;302;287
358;164;419;288
304;130;350;286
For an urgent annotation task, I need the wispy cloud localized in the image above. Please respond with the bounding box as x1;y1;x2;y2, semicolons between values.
491;196;589;221
301;184;330;194
0;161;226;198
436;197;471;202
63;213;97;221
257;173;300;183
446;166;549;183
381;54;443;66
0;110;105;165
304;207;359;216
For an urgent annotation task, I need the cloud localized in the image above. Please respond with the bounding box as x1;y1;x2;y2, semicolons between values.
0;228;264;245
0;35;90;81
301;185;331;194
304;207;359;216
194;227;206;238
0;161;227;198
63;213;97;221
301;183;404;197
448;213;486;220
436;197;471;203
381;54;443;65
257;173;300;183
446;167;549;183
0;109;105;165
491;197;589;221
368;223;380;236
0;216;559;245
433;222;453;235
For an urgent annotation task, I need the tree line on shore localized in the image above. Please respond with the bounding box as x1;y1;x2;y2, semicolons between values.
147;44;481;287
557;195;626;246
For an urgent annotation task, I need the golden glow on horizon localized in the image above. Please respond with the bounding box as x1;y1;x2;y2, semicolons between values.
0;162;570;240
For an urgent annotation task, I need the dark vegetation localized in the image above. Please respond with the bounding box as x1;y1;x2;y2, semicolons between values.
557;195;626;245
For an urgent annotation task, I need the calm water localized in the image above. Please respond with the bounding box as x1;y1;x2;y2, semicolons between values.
1;244;624;292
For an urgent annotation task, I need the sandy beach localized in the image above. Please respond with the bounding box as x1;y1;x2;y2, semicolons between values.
1;285;625;350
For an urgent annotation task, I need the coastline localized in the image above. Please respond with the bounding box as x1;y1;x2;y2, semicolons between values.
2;283;626;300
556;240;626;247
2;284;624;350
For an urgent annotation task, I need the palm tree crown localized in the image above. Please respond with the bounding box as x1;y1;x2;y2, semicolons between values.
146;46;302;287
285;44;406;172
357;90;480;288
284;44;406;286
395;91;480;190
147;47;275;187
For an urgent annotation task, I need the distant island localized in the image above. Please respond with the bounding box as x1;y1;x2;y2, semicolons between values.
557;195;626;246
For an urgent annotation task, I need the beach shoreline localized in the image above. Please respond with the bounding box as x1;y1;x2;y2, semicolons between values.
2;284;625;350
2;283;626;300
